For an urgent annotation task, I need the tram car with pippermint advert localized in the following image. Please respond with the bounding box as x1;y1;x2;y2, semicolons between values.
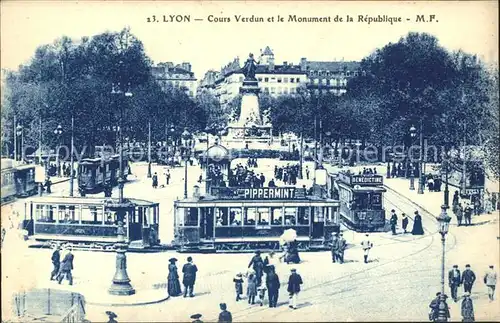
77;154;129;195
333;171;386;232
23;196;160;250
1;159;37;203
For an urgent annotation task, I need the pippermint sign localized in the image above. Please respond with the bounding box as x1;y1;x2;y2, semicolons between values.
239;187;296;199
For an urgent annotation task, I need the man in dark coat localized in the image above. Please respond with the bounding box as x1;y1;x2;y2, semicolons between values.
461;292;475;322
401;213;409;233
338;233;347;264
287;268;303;310
330;234;340;263
449;264;462;302
248;251;264;286
389;210;398;235
182;257;198;297
461;264;476;293
50;244;61;281
265;265;280;308
218;303;232;323
58;245;74;285
464;203;473;226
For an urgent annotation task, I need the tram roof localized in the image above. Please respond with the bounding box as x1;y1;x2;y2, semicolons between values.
175;195;339;207
25;195;158;207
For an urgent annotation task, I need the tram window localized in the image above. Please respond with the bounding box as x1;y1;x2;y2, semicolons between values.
184;208;198;226
244;208;256;225
216;208;229;226
270;207;283;225
104;210;117;225
313;207;324;223
284;207;297;225
36;204;55;223
81;206;103;224
257;208;270;225
58;205;77;223
298;207;309;225
229;208;242;226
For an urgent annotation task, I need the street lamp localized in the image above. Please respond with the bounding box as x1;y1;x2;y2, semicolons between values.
147;120;152;178
417;119;425;194
442;152;450;208
409;125;417;190
181;127;193;199
108;81;135;296
16;124;24;162
436;205;452;322
69;116;75;197
54;124;63;176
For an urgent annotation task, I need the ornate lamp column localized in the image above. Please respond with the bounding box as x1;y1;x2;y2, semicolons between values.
54;124;63;176
409;125;417;190
108;82;135;296
417;119;425;194
436;205;451;321
16;124;23;162
181;128;192;199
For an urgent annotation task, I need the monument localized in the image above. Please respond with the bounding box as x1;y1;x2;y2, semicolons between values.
226;53;272;143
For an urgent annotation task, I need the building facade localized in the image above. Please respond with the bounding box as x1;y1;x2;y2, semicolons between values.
198;46;362;107
152;62;198;97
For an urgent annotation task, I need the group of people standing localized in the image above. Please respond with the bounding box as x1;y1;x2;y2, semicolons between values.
274;164;300;186
389;209;424;236
429;264;497;322
167;256;198;298
151;169;171;189
228;164;265;188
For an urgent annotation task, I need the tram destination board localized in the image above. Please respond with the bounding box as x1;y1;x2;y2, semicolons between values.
338;173;384;186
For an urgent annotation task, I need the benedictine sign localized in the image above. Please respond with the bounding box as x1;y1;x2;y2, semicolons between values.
240;187;296;200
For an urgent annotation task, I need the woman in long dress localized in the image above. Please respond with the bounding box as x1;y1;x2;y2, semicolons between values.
411;211;424;235
167;258;182;297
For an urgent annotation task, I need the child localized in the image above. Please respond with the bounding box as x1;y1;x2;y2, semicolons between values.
247;273;257;304
257;283;267;306
233;273;244;301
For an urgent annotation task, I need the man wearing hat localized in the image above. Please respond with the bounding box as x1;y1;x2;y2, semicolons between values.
106;311;118;323
190;313;203;323
50;244;61;281
360;234;373;264
58;244;74;285
389;209;398;235
248;250;264;286
330;233;340;263
287;268;303;310
461;292;474;322
217;303;232;323
461;264;476;294
448;265;461;302
338;232;347;264
483;265;497;301
182;257;198;298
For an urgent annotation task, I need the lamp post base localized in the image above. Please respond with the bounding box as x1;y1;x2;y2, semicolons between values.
436;294;449;322
410;177;415;190
147;163;152;178
418;176;425;194
109;245;135;296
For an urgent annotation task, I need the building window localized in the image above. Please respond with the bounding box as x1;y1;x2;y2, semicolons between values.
322;79;327;85
283;88;289;94
258;77;263;82
290;78;295;83
277;78;282;83
346;71;351;77
270;87;275;93
314;79;319;84
290;88;295;94
332;79;338;86
277;87;282;94
326;79;330;85
296;78;300;83
284;77;288;83
264;87;269;93
271;77;276;82
326;71;330;77
265;77;269;82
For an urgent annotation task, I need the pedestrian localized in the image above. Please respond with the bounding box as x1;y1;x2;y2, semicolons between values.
257;283;267;307
461;292;475;322
461;264;476;294
453;191;460;206
247;273;257;304
50;244;61;281
455;203;463;226
152;172;158;189
464;203;472;226
190;313;203;323
402;213;409;233
182;256;198;298
167;257;182;297
338;232;347;264
411;211;424;235
448;264;461;302
428;292;441;322
106;311;118;323
218;303;232;323
265;265;280;308
165;170;171;185
361;234;373;264
287;268;303;310
305;166;310;180
57;245;74;285
248;250;265;286
44;177;52;194
390;209;398;235
330;233;340;263
483;265;497;301
233;273;244;301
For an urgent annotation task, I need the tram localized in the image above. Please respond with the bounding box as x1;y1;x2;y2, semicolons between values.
173;186;340;252
77;155;130;195
1;159;37;203
23;196;160;249
333;171;387;232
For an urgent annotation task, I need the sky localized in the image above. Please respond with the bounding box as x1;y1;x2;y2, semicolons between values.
1;1;498;80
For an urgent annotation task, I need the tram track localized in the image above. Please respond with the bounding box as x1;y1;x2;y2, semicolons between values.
229;186;458;321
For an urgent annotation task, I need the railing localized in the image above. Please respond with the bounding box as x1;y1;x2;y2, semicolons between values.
60;297;86;323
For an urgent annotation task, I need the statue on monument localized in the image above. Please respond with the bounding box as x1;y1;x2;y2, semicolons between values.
242;53;258;80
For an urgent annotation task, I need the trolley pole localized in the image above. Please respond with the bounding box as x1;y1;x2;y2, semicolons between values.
14;115;17;161
417;119;424;194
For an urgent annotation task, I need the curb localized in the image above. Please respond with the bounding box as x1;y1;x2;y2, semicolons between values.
86;294;170;307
